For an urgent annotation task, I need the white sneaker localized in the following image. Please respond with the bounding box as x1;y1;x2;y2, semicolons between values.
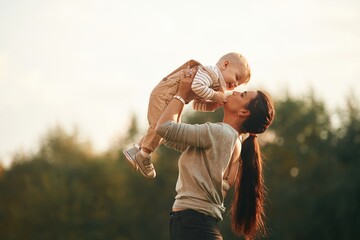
123;145;140;170
134;151;156;179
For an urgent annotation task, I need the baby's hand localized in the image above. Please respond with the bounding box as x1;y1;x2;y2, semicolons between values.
206;102;224;111
226;82;238;90
211;92;227;103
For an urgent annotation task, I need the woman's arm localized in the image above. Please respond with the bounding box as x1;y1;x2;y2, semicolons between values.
162;139;188;152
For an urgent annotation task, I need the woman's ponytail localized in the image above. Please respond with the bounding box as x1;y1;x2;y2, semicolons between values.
231;135;266;239
230;91;274;239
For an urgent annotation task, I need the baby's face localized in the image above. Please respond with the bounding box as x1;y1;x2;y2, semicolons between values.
221;62;249;90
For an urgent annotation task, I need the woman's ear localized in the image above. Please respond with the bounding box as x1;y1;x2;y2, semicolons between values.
238;109;250;118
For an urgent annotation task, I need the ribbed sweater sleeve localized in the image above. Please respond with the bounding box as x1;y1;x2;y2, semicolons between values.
156;121;212;148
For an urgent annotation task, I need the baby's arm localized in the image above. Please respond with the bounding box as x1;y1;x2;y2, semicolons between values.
191;67;226;104
191;67;217;100
211;91;226;103
193;99;223;112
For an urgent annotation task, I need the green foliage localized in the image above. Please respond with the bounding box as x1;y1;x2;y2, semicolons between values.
184;107;224;124
263;92;360;240
0;93;359;239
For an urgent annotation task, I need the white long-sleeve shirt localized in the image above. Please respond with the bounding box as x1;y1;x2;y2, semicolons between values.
191;65;226;112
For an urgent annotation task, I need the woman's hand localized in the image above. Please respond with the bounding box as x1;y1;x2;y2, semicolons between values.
176;76;197;104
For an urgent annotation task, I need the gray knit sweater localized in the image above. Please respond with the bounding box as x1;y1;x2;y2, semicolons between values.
157;120;240;221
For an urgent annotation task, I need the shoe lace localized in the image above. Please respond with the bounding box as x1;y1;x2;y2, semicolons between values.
143;158;154;172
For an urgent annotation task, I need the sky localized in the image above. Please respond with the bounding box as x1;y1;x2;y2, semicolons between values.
1;0;360;167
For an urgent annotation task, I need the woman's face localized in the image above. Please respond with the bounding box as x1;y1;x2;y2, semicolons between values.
225;90;258;114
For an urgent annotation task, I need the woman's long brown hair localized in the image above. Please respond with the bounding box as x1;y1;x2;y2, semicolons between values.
231;91;274;239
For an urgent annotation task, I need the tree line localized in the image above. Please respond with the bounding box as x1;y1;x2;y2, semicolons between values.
0;92;359;239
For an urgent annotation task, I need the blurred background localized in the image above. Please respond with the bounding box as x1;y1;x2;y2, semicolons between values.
0;0;359;239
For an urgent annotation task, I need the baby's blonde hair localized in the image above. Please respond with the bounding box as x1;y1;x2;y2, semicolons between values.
217;52;251;83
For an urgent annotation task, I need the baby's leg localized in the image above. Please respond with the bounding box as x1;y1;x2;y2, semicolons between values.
141;94;167;153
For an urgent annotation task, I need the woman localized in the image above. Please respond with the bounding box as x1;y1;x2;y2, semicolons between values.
155;78;275;240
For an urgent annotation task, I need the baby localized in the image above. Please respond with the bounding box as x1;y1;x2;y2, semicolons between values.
124;52;251;178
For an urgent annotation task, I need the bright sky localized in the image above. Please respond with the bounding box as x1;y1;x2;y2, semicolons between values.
1;0;360;167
